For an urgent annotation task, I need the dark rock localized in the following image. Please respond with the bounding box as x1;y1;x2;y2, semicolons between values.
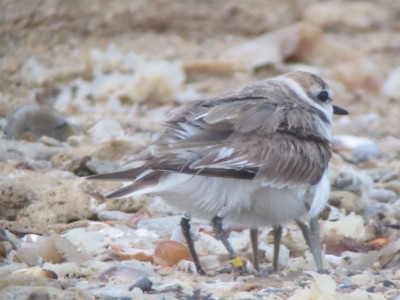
129;276;153;292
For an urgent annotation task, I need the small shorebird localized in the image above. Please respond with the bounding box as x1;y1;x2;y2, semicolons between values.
89;71;348;275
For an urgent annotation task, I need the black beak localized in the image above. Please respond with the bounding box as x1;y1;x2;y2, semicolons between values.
333;105;349;115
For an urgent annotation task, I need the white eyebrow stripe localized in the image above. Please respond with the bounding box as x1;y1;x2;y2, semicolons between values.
273;77;313;105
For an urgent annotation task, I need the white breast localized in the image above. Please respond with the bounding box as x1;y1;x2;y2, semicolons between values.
146;173;320;227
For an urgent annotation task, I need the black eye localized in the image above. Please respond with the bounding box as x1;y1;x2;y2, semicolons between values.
316;91;330;102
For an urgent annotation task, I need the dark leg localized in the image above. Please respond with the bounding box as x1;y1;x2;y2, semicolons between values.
296;216;324;272
211;215;249;276
180;213;206;275
272;225;282;272
250;228;259;272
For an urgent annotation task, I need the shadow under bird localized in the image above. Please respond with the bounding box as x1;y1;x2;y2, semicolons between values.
89;71;349;275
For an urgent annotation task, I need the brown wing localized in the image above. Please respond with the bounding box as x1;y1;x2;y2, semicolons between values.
90;86;331;188
148;92;331;187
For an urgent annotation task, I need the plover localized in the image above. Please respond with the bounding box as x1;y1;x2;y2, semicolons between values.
89;71;348;274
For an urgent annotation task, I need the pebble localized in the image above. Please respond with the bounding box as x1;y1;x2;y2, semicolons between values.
331;166;373;195
380;180;400;195
320;213;369;241
17;234;85;265
351;272;373;286
368;188;397;203
153;240;192;267
328;191;364;214
0;241;12;258
137;216;182;237
382;279;396;288
156;279;194;295
97;210;132;221
332;135;380;162
4;104;76;141
89;118;125;143
383;65;400;101
85;158;120;175
303;1;388;31
98;264;155;283
129;276;153;292
0;139;65;163
365;168;392;183
234;291;258;299
89;285;135;299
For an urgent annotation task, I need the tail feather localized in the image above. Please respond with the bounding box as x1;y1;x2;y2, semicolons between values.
87;168;146;181
105;171;163;198
106;183;139;198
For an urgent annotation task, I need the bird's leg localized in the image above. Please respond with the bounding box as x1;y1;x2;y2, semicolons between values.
296;216;324;272
251;226;282;274
211;211;249;275
272;225;283;272
250;228;259;272
180;213;206;275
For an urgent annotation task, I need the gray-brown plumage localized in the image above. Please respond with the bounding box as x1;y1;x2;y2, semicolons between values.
89;71;348;273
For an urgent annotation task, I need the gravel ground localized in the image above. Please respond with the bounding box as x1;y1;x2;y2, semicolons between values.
1;1;400;299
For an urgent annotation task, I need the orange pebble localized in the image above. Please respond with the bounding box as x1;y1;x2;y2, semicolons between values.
369;238;389;249
153;240;193;266
110;244;153;262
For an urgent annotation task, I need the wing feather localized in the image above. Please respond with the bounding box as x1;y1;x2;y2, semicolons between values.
150;92;331;185
90;89;331;191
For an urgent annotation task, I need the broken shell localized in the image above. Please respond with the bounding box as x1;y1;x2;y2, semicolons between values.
12;266;58;279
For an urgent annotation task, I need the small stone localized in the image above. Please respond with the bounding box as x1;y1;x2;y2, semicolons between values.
4;104;76;141
137;216;181;237
234;291;258;299
365;168;392;182
129;277;153;292
97;210;132;221
331;166;373;195
26;291;51;300
368;188;397;203
98;264;154;283
351;273;372;286
89;118;124;143
329;191;364;214
153;240;192;267
17;235;84;265
0;241;13;258
332;135;380;162
85;158;119;175
89;285;134;299
157;279;194;295
384;65;400;101
366;286;375;293
382;279;396;288
303;1;388;31
381;180;400;195
321;213;368;241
